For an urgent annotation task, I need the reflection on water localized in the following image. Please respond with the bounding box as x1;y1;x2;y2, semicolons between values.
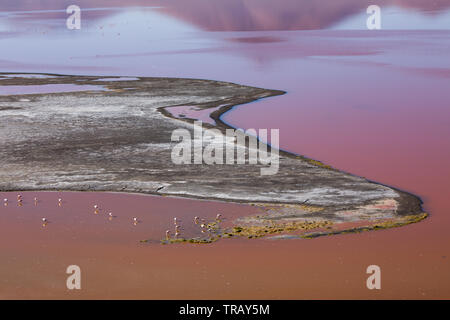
0;1;449;76
1;0;450;31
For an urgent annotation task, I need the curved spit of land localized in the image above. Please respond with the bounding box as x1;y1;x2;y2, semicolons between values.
0;73;426;242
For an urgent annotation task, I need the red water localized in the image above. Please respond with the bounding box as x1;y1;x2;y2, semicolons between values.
0;1;449;299
0;84;106;95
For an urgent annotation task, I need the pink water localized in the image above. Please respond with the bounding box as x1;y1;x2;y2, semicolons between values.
0;1;449;298
166;105;222;125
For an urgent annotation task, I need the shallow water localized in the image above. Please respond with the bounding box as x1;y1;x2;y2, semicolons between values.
166;105;222;125
93;77;139;81
2;74;57;79
0;1;449;299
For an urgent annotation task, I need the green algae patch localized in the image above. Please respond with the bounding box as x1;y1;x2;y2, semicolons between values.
306;158;333;170
153;200;427;245
157;214;334;244
229;220;333;239
301;213;428;239
156;212;427;244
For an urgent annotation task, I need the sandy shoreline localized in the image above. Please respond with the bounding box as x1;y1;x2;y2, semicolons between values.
0;73;426;240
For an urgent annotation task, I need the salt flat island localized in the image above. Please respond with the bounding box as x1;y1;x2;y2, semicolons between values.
0;73;426;241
